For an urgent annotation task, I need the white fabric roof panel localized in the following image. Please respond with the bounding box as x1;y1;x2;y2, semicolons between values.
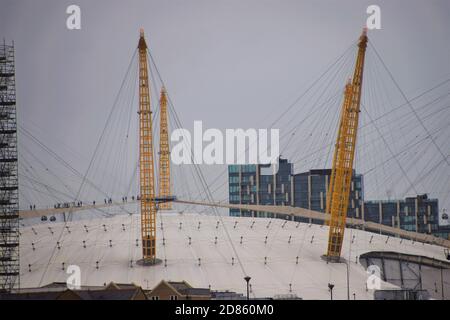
19;209;449;299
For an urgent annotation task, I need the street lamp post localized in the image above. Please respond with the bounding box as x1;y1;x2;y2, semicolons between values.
244;276;251;300
328;283;334;300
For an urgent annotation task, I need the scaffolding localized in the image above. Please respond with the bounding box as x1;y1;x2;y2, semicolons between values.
0;41;20;292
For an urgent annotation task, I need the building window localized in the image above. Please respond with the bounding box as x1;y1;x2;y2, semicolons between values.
170;295;178;300
151;296;159;300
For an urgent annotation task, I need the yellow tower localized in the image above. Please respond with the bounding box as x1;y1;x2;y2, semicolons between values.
137;29;158;264
158;87;172;210
325;30;368;261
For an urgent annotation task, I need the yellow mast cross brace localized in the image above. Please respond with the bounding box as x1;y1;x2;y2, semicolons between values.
138;29;158;264
325;29;368;261
158;87;172;210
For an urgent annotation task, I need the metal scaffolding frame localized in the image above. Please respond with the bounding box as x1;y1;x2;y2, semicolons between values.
0;40;20;292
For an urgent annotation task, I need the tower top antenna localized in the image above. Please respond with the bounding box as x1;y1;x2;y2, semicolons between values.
362;27;368;36
138;29;147;50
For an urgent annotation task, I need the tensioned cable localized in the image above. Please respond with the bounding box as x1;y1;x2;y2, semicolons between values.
370;42;449;168
37;48;139;287
191;42;358;198
289;79;450;168
361;102;418;195
19;126;108;200
182;46;356;205
146;48;249;277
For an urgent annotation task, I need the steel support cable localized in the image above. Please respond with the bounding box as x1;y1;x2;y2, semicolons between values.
405;157;448;196
367;51;397;193
219;46;356;195
400;126;450;202
289;46;356;165
164;42;357;201
368;54;392;196
19;186;33;207
163;87;208;206
361;51;385;200
95;61;138;199
266;41;357;131
146;50;248;277
362;121;449;178
397;124;447;194
119;60;140;198
19;157;54;205
361;103;418;194
359;100;450;143
293;92;339;169
172;109;248;276
95;51;139;199
281;46;355;151
370;42;450;168
321;94;343;170
19;124;133;217
167;110;202;201
291;83;450;169
18;126;109;199
36;49;139;286
106;94;130;197
176;45;356;205
371;51;413;158
19;128;110;202
121;64;139;197
21;118;88;165
309;93;343;169
20;154;66;206
20;142;76;199
369;50;425;197
18;174;75;200
187;89;345;204
113;87;138;198
364;53;449;198
77;55;140;211
189;49;355;204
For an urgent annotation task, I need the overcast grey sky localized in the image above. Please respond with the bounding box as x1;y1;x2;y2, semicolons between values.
1;0;449;221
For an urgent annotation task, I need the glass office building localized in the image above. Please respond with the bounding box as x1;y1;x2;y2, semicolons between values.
228;158;293;217
228;159;448;240
292;169;364;224
363;194;444;238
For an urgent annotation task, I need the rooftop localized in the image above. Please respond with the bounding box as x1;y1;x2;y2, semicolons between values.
18;207;450;299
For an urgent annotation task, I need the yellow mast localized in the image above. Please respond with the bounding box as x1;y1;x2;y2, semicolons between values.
158;87;172;210
325;29;368;261
138;29;157;263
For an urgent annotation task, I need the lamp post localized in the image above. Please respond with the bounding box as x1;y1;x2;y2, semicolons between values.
346;260;350;300
328;283;334;300
244;276;251;300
